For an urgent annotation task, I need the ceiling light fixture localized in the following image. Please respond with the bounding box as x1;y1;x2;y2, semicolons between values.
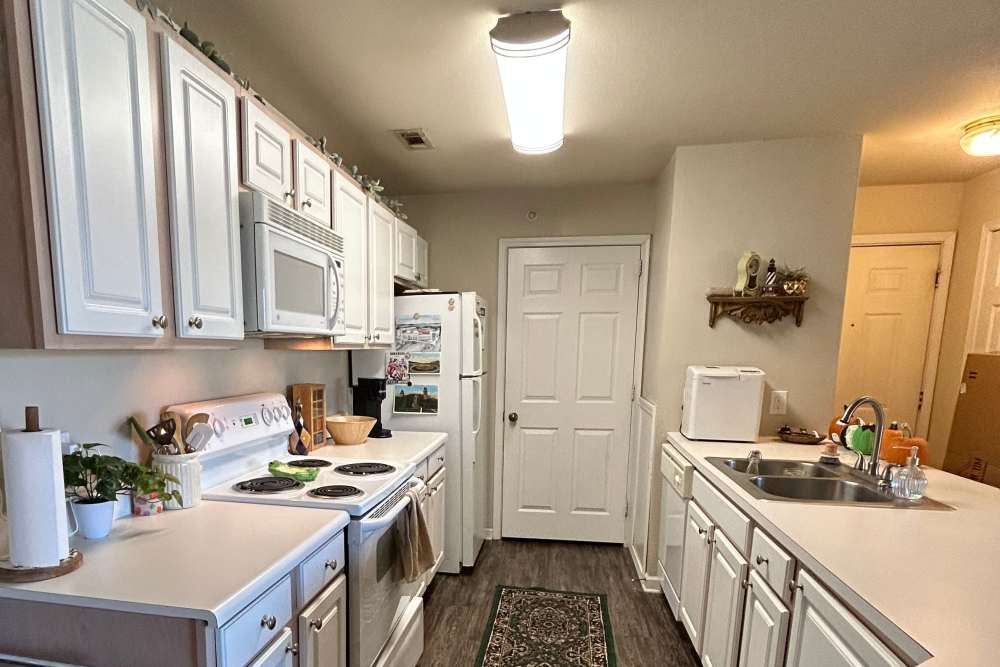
960;115;1000;156
490;10;571;155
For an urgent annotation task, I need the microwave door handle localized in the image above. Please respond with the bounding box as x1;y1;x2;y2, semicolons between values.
327;256;341;331
360;493;412;538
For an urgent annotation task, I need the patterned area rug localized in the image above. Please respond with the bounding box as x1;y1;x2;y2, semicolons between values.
476;586;617;667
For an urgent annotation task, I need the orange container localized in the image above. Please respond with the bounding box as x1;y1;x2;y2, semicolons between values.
880;436;929;465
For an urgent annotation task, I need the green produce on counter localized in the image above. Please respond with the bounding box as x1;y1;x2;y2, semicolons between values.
268;460;320;482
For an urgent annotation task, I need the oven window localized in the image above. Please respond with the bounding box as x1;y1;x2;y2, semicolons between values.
376;525;398;583
274;250;325;315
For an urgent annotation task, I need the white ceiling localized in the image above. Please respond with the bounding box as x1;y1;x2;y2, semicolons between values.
164;0;1000;195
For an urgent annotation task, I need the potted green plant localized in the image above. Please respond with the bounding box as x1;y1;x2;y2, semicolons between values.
63;444;181;539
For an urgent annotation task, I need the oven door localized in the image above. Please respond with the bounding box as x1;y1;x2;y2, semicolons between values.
253;223;343;335
348;483;424;667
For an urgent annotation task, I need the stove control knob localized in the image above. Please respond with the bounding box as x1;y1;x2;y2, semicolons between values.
272;407;282;422
212;418;225;437
261;407;273;426
281;406;290;419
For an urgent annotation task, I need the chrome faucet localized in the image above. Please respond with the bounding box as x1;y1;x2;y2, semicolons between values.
839;396;886;480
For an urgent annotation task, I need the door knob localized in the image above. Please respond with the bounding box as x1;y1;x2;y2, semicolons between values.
508;412;518;424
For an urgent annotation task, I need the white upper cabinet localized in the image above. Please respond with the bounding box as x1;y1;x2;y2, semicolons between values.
160;36;244;340
31;0;165;337
414;235;429;287
294;141;332;227
786;569;904;667
242;100;293;205
332;171;369;345
368;201;395;345
394;218;418;282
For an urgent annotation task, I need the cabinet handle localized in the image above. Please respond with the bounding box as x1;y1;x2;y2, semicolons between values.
303;199;313;208
374;333;380;341
742;579;752;590
284;189;295;201
285;643;299;656
310;617;323;631
188;316;203;329
755;555;768;566
152;314;168;329
697;527;707;535
324;559;338;571
260;614;277;630
437;456;445;463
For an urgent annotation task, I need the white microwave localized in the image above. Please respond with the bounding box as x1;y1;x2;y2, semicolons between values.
239;192;346;337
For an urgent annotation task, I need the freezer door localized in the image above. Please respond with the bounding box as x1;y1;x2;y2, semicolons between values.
461;375;487;567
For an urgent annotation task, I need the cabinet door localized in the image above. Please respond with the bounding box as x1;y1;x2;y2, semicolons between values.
247;627;295;667
431;471;446;569
242;100;293;204
332;171;369;344
294;141;332;227
299;574;347;667
368;202;395;345
786;570;904;667
394;219;418;282
738;571;789;667
415;236;429;287
679;500;714;652
701;530;749;667
160;36;244;340
31;0;164;337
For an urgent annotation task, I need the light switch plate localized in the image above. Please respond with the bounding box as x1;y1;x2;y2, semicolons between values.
769;390;788;415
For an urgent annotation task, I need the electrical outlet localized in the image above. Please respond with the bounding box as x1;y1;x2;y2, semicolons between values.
770;390;788;415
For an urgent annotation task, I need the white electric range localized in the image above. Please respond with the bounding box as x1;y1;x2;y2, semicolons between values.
168;393;424;667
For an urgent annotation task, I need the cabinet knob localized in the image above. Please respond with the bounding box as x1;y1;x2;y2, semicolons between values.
260;614;277;630
374;333;380;341
324;559;338;571
310;617;324;631
188;316;203;329
284;189;295;201
755;555;769;566
697;527;707;537
285;643;299;656
152;314;168;329
437;456;445;462
303;199;313;208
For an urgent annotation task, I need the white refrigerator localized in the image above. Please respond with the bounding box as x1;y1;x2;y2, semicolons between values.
385;292;488;573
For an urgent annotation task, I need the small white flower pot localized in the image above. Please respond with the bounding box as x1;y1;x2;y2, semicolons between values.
71;499;116;540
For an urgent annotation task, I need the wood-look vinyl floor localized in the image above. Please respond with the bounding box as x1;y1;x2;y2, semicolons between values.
418;539;700;667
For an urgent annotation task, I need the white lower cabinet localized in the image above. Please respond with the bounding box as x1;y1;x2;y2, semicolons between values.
738;571;789;667
785;569;904;667
701;531;749;667
429;468;447;574
679;500;714;651
248;627;296;667
298;573;347;667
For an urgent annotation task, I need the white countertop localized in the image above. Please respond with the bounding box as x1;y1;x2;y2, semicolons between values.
314;430;447;465
0;501;349;626
667;432;1000;667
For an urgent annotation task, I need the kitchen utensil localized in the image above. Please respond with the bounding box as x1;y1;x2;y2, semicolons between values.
161;411;185;448
185;422;213;453
146;418;179;455
183;412;210;442
325;415;377;445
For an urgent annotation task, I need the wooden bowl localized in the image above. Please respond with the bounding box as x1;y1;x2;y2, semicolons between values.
325;416;376;445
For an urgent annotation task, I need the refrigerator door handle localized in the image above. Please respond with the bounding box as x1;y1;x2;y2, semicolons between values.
472;376;482;435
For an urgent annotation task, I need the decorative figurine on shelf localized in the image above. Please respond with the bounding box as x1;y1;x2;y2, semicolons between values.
762;258;779;295
780;266;810;296
735;251;761;296
328;152;344;167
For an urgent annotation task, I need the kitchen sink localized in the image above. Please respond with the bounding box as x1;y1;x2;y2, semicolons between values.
706;456;952;510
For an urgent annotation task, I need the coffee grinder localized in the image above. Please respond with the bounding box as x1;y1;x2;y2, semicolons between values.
353;377;392;438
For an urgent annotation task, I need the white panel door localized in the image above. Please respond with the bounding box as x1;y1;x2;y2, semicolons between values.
394;219;418;282
298;574;347;667
294;141;332;227
834;244;938;428
31;0;164;337
679;501;714;652
415;236;429;287
786;570;904;667
501;245;641;542
738;571;790;667
368;201;395;345
161;36;243;340
242;100;293;204
332;171;368;344
701;531;749;667
970;226;1000;353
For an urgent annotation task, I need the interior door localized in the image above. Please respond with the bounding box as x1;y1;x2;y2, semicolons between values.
970;226;1000;353
294;141;332;227
160;36;243;340
242;100;293;204
834;244;939;429
332;171;368;344
501;245;641;542
299;574;346;667
700;531;749;667
32;0;164;337
367;202;395;345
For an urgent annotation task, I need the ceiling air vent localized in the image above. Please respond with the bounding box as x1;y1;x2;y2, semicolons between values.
393;128;434;150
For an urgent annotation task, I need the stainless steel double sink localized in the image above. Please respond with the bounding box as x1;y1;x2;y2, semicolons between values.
707;457;951;510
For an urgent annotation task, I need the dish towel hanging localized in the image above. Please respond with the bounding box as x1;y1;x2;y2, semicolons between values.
398;487;434;582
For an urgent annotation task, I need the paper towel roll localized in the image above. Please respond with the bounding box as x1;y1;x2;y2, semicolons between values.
1;428;70;567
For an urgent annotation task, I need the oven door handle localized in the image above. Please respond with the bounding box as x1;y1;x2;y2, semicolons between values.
360;493;412;538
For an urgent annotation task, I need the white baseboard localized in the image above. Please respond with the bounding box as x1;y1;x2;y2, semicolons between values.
640;576;663;594
627;543;646;579
627;544;663;594
483;528;495;540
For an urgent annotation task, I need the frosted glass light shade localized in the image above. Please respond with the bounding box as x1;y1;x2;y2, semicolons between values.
961;115;1000;156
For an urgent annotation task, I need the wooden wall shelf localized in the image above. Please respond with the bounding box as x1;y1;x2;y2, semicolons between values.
707;294;808;328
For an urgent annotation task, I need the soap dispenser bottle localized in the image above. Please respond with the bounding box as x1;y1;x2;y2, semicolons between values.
891;446;928;500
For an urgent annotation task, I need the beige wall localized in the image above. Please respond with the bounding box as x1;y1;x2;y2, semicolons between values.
853;184;964;235
0;348;349;462
400;183;658;526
